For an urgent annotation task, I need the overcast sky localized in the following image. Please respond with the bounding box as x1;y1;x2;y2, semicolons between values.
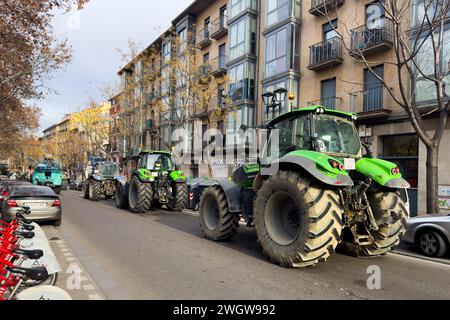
37;0;193;133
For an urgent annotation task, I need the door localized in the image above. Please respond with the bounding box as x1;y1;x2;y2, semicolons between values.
219;44;226;68
321;78;337;109
364;65;384;111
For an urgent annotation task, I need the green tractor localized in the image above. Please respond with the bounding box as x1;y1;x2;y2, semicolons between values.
197;106;411;268
115;151;188;213
81;160;121;201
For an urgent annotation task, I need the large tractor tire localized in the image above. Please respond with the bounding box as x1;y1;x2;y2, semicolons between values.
167;183;188;212
254;171;344;268
343;190;408;257
115;183;129;209
89;180;101;201
81;183;89;199
199;186;240;241
128;176;153;213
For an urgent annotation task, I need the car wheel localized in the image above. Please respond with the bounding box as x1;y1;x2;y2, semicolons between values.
418;231;447;258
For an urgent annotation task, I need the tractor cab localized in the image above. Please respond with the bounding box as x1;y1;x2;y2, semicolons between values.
138;151;176;172
94;162;120;178
268;106;362;160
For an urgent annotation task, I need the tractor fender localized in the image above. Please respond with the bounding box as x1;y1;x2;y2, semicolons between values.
356;158;411;189
114;175;128;186
263;154;354;188
199;178;242;213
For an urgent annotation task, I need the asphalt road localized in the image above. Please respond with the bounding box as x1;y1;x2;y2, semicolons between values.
57;190;450;300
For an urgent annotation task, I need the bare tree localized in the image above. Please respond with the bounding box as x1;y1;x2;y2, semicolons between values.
322;0;450;214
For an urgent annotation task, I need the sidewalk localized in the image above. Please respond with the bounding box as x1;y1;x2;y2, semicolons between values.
42;226;105;300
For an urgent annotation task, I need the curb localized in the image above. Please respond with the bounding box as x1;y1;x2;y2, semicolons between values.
391;250;450;266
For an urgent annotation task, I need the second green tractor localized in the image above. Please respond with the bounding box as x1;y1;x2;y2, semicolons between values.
115;151;188;213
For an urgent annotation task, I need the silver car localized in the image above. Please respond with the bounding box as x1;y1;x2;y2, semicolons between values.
1;185;62;226
403;214;450;258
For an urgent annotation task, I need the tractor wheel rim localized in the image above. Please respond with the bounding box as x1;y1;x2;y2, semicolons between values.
420;234;438;255
264;191;301;246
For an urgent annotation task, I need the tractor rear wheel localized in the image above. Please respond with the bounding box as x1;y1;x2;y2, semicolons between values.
89;180;101;201
128;176;153;213
167;183;188;212
199;186;240;241
115;183;129;209
254;171;344;268
342;190;408;257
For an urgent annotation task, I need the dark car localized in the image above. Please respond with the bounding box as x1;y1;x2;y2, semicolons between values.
1;185;62;226
69;180;82;191
0;180;32;212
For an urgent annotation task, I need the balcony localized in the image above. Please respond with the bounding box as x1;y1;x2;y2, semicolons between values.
308;37;343;71
210;56;227;77
210;16;228;40
350;86;393;120
307;97;342;110
310;0;345;16
196;28;212;50
350;19;394;56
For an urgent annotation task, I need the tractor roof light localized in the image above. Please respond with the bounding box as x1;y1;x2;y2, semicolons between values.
351;114;358;121
316;107;325;115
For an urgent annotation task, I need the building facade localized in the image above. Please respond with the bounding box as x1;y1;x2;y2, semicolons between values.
114;0;450;216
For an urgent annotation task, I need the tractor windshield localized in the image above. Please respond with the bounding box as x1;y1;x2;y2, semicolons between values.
99;163;119;177
145;154;175;171
314;114;361;157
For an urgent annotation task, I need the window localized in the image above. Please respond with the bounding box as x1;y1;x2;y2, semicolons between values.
230;0;257;20
323;19;338;40
228;62;256;101
162;41;171;64
414;28;450;103
265;27;288;78
178;29;187;54
220;5;228;28
321;78;337;109
366;0;385;28
410;0;450;28
263;80;288;120
219;44;227;68
364;65;384;111
227;106;254;133
229;16;257;61
203;52;210;63
204;17;211;38
266;0;290;27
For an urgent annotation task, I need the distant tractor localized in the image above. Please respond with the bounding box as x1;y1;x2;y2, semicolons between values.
81;157;121;201
31;159;63;194
115;151;188;213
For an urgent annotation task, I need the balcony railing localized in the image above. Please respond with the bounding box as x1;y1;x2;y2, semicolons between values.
350;86;393;114
307;97;342;110
210;16;228;40
308;37;343;71
196;27;212;49
310;0;345;16
210;56;228;77
350;18;394;56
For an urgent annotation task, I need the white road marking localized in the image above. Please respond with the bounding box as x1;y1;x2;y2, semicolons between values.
88;294;102;300
83;284;95;291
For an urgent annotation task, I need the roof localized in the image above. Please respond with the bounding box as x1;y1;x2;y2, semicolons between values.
172;0;214;25
269;106;356;126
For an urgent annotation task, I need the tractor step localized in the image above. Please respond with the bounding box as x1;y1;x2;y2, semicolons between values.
354;235;372;246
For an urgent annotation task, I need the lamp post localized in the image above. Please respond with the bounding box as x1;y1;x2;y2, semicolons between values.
262;88;288;120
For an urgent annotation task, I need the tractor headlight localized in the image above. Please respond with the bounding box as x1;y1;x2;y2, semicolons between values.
316;107;325;114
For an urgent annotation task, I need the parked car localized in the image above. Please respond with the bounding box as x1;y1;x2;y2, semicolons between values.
69;180;82;191
403;214;450;258
1;185;62;226
0;180;32;212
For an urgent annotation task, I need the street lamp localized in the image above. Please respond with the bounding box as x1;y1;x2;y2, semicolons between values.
262;88;288;120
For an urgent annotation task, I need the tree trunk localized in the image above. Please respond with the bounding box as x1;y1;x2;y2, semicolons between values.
426;145;440;215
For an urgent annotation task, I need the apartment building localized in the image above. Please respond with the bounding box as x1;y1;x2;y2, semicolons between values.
114;0;449;215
